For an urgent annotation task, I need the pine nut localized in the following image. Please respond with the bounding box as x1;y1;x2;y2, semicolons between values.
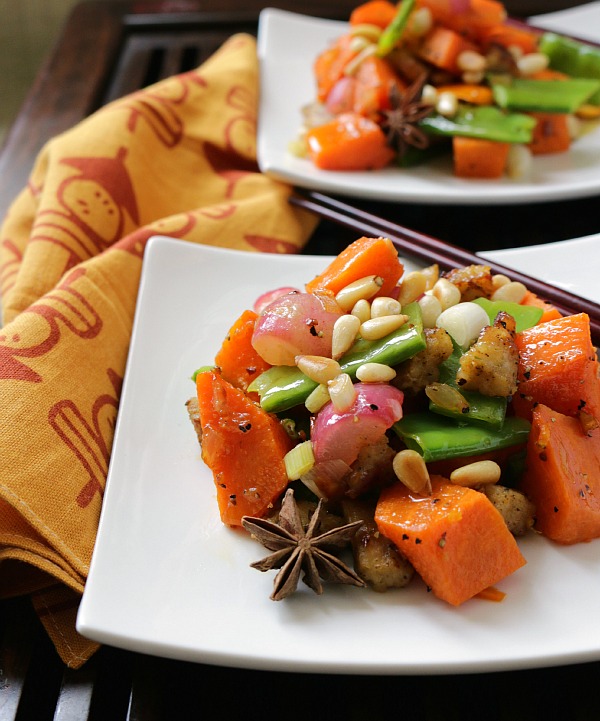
296;355;341;384
360;313;409;340
436;91;458;118
457;50;487;73
431;278;461;310
331;314;361;360
305;383;331;413
327;373;356;412
450;460;501;487
349;23;382;42
418;293;442;328
335;275;384;311
566;114;582;140
425;382;469;413
355;362;397;383
421;263;439;291
461;70;485;84
351;298;371;323
393;449;431;495
517;52;548;76
371;296;402;318
506;144;532;179
508;44;524;60
492;273;511;289
407;6;433;36
398;271;427;306
491;280;527;303
422;84;438;105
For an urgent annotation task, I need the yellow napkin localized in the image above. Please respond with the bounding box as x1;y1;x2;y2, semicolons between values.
0;33;317;668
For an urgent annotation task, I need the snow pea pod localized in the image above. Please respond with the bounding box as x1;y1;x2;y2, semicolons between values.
420;105;536;144
392;412;531;463
539;32;600;105
248;302;426;413
492;77;600;113
472;298;542;333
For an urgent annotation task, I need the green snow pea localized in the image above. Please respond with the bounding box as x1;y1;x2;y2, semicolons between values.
431;339;507;430
491;77;600;113
377;0;416;57
420;105;536;144
392;412;531;463
248;302;426;413
472;297;543;333
539;32;600;105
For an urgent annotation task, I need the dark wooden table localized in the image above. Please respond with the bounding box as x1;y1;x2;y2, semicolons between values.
2;2;600;719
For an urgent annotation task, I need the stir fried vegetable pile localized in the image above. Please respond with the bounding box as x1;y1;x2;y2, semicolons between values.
188;236;600;604
292;0;600;178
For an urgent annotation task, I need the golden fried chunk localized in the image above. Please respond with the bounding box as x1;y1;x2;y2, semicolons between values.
341;499;414;592
483;485;535;537
186;396;202;445
442;264;495;302
344;437;396;499
393;327;453;395
456;311;518;397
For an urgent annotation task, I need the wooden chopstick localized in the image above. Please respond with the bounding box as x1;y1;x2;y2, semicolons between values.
290;190;600;345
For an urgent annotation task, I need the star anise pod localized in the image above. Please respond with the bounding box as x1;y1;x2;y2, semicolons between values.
380;72;434;158
241;488;366;601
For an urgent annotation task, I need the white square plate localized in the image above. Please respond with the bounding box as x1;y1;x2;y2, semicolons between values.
77;234;600;674
257;5;600;205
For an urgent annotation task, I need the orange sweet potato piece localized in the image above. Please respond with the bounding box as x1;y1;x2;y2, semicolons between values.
478;23;539;54
512;313;600;422
314;35;359;103
350;0;397;28
528;113;571;155
306;112;395;171
435;84;493;105
353;55;407;117
214;309;270;394
417;26;479;75
375;475;526;605
196;371;292;527
416;0;506;36
520;404;600;544
520;290;563;325
305;235;404;298
452;137;510;178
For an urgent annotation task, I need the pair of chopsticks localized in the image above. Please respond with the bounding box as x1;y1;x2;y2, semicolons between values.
290;190;600;345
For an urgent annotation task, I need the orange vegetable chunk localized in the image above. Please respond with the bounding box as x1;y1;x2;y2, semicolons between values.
314;35;359;103
214;309;270;394
305;112;395;171
512;313;600;422
305;235;404;298
375;476;526;606
520;404;600;544
478;23;539;54
452;137;510;178
417;26;479;74
520;290;563;325
528;112;571;155
196;371;292;527
416;0;506;37
353;55;407;116
350;0;397;28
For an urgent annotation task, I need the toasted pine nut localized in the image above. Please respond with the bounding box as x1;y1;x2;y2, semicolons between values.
327;373;356;412
491;280;527;304
335;275;384;311
492;273;511;289
356;362;396;383
508;44;524;60
517;52;548;76
418;293;442;328
305;383;331;413
421;263;439;291
296;355;341;384
436;91;458;118
422;84;438;105
450;460;501;487
566;114;582;140
431;278;461;310
371;296;402;318
506;144;532;179
461;70;485;84
351;298;371;323
332;314;361;360
398;271;428;306
360;313;409;340
393;449;431;495
425;382;469;414
407;6;433;36
457;50;487;73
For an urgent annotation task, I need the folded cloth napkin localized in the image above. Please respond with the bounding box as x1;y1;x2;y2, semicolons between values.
0;33;317;668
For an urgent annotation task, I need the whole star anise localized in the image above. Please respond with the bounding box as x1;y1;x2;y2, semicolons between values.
241;488;366;601
380;73;434;158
